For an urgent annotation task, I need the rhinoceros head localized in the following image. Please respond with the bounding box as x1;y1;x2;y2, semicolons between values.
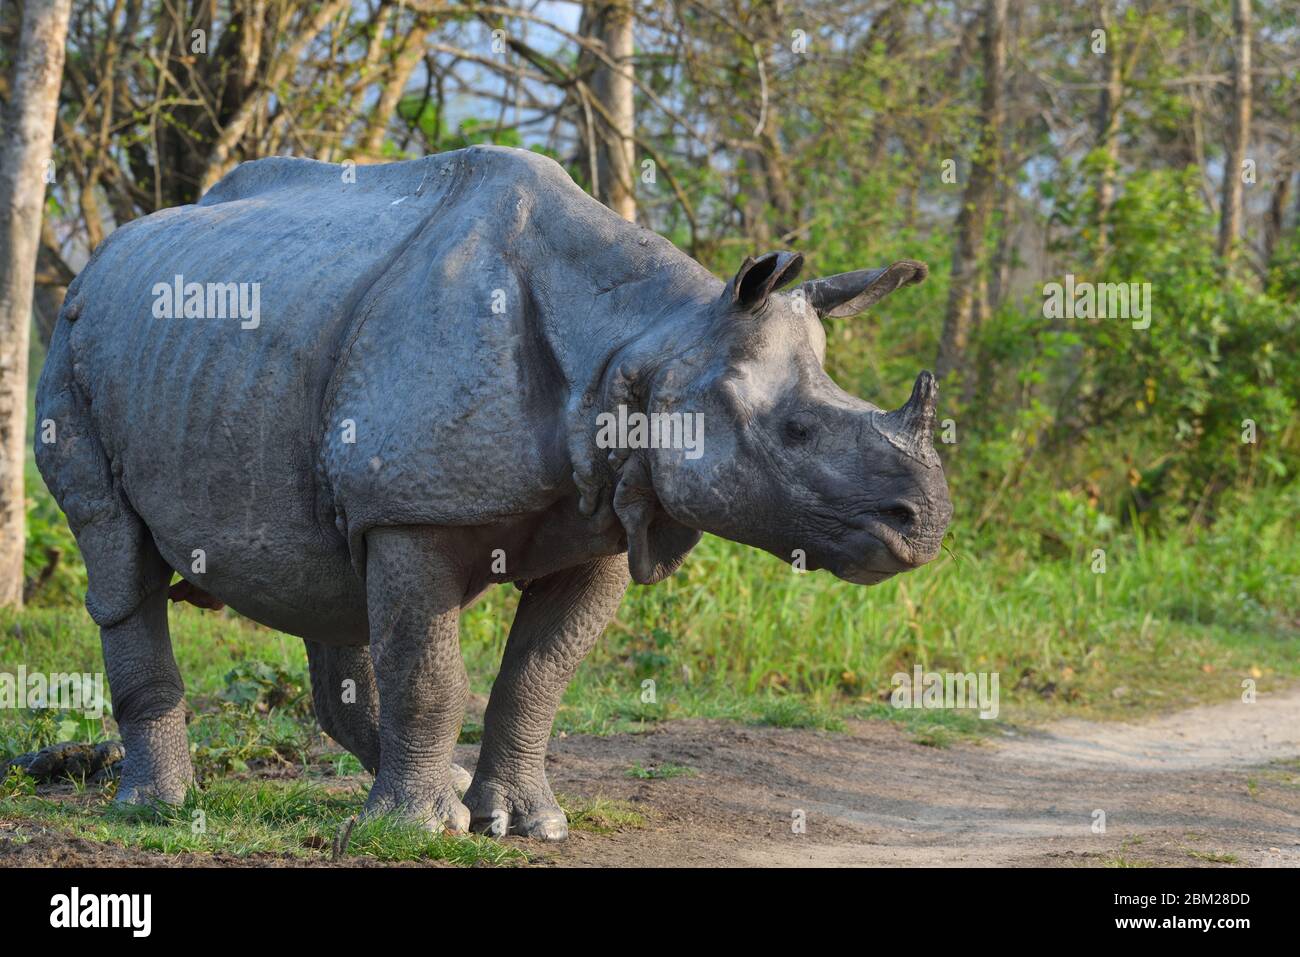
612;250;952;586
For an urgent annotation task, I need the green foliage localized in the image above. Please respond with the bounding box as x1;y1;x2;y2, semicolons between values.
960;167;1299;530
217;660;309;716
23;472;86;608
1097;171;1297;503
0;707;108;759
1;765;38;799
1267;234;1300;303
189;703;313;778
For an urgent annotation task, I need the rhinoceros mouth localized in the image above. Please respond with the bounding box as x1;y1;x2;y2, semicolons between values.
844;509;933;569
834;565;900;586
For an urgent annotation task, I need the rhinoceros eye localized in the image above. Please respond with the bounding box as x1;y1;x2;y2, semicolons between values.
784;415;816;444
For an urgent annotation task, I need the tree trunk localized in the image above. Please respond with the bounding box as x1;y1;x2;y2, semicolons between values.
1263;170;1292;269
988;187;1016;311
360;21;432;159
33;222;75;349
866;3;906;168
936;0;1007;384
1093;0;1123;260
755;3;795;241
0;0;74;607
1217;0;1252;262
587;0;637;222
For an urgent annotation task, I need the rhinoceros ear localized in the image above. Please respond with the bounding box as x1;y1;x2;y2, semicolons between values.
612;455;702;585
727;251;805;310
799;260;928;318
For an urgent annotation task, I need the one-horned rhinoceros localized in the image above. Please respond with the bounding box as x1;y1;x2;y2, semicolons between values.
36;145;952;839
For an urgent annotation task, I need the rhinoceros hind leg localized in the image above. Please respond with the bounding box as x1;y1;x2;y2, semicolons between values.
305;639;473;796
101;576;194;806
361;527;471;833
306;640;381;775
465;555;629;841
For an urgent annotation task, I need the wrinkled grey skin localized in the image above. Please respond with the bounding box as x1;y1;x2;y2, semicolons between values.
35;146;951;840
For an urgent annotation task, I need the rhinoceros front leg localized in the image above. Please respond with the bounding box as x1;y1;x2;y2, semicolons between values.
465;554;630;841
362;527;471;832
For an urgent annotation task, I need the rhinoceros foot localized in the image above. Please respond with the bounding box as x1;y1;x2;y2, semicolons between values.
362;783;471;836
464;777;568;842
113;713;193;809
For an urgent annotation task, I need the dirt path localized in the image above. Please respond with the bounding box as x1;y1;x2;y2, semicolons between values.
513;687;1300;867
4;689;1298;867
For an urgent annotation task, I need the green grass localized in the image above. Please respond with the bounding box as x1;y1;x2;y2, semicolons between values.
594;485;1300;724
559;794;647;834
626;762;696;780
1187;850;1240;864
1;778;525;865
1255;758;1300;792
750;695;847;731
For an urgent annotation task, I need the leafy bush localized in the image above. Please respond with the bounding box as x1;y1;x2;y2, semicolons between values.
218;660;309;717
957;167;1298;531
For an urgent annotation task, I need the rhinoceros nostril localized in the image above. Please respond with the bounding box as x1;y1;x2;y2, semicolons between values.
879;501;920;528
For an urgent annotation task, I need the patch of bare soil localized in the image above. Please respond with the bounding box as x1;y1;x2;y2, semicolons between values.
4;688;1298;867
506;686;1300;867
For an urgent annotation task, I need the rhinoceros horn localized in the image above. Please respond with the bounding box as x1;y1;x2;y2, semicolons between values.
872;371;941;469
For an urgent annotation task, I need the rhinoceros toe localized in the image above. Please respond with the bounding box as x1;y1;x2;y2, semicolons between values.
514;809;569;842
449;763;472;798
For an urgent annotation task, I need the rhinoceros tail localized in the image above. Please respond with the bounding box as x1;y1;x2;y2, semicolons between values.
34;314;171;627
